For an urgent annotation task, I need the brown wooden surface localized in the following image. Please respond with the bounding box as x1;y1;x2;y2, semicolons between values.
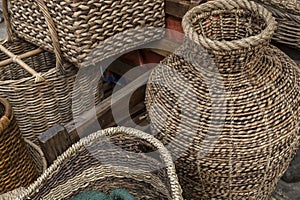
165;0;204;18
38;67;151;164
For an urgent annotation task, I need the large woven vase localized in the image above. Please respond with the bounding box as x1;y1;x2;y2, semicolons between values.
145;0;300;199
0;98;38;195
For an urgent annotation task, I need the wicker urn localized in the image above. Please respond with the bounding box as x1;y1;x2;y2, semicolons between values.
145;0;300;199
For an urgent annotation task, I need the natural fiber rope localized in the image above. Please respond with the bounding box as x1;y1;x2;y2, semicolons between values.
182;0;277;51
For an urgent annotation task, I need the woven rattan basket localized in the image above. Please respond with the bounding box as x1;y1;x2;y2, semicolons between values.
0;98;39;195
255;0;300;49
0;138;47;200
0;37;103;144
146;0;300;199
14;127;183;200
2;0;165;66
0;99;47;199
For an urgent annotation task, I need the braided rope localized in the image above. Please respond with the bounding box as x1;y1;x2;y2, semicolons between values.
182;0;277;51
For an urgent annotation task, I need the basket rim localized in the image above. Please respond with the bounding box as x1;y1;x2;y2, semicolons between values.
0;39;76;85
0;98;12;124
19;126;183;200
182;0;277;52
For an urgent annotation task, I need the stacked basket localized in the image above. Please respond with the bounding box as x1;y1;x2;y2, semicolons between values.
4;0;165;66
255;0;300;49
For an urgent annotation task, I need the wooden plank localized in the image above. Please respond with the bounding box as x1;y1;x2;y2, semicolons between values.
38;124;74;165
148;38;182;57
37;68;151;164
165;0;202;18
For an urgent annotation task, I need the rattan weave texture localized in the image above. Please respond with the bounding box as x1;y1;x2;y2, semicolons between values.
255;0;300;49
3;0;165;66
0;39;103;144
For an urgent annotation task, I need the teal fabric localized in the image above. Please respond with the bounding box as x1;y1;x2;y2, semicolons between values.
110;189;137;200
71;191;109;200
71;189;137;200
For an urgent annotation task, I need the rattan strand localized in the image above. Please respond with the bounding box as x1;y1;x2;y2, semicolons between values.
0;98;38;195
0;138;47;200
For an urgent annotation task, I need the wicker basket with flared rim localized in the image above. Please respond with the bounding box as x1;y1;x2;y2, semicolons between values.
14;127;183;200
254;0;300;49
2;0;165;67
0;37;104;144
145;0;300;199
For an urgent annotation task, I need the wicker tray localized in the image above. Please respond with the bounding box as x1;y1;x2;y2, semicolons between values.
2;0;165;66
15;127;183;200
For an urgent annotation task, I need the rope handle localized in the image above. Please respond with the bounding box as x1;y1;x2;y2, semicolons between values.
2;0;65;73
0;44;45;83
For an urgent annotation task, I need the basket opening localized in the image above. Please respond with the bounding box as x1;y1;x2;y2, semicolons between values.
193;9;267;42
0;41;56;81
0;103;5;118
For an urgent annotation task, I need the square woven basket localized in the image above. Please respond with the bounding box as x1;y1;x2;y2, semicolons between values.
3;0;165;66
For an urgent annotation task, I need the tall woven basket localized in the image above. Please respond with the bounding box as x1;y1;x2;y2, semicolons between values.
146;0;300;199
255;0;300;49
0;98;47;199
15;127;183;200
3;0;165;66
0;139;47;200
0;98;38;195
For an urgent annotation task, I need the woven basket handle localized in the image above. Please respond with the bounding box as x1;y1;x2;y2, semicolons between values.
1;0;65;73
0;44;45;82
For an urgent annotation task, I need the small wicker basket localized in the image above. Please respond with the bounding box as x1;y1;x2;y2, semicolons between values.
0;138;47;200
255;0;300;49
16;127;183;200
2;0;165;66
